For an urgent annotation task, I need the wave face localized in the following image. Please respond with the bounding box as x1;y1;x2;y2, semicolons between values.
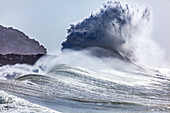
0;62;170;113
62;1;150;60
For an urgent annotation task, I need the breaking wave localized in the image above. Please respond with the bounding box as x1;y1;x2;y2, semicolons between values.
62;1;151;61
0;1;170;113
0;63;170;112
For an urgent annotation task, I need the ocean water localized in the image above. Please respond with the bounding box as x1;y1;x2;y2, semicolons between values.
0;1;170;113
0;54;169;113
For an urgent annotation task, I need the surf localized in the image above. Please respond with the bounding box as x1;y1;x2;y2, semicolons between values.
0;1;170;113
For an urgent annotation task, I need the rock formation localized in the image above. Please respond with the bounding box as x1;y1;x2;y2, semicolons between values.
0;25;46;55
0;25;47;66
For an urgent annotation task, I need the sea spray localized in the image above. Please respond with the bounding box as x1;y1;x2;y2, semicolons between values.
62;1;164;66
0;1;170;113
62;1;149;60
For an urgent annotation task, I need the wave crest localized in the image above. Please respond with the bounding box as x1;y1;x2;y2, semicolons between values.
62;1;150;60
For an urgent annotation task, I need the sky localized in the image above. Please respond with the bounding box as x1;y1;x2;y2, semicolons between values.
0;0;170;61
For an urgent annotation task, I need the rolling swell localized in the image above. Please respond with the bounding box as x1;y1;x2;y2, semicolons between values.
0;64;169;112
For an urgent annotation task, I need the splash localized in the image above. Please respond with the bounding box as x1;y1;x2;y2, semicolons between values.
0;1;169;113
62;1;151;61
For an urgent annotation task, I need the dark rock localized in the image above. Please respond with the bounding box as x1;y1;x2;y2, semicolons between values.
0;54;44;66
0;25;47;66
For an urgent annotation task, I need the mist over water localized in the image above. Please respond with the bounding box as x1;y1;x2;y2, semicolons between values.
0;1;170;113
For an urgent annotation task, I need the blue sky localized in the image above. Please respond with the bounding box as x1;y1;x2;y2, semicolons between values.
0;0;170;61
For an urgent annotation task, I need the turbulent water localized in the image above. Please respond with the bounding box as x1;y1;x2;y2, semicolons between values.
0;1;170;113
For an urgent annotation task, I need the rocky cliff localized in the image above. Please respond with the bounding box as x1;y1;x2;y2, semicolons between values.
0;25;47;54
0;25;47;66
